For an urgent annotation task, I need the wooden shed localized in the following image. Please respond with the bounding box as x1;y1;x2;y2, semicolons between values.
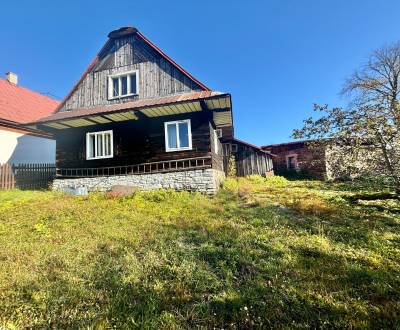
222;139;274;177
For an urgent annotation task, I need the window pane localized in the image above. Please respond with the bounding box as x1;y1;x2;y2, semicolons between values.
214;130;218;154
112;78;119;97
178;122;189;148
97;134;103;157
130;74;137;94
104;133;111;156
167;124;177;149
88;134;95;158
121;76;128;95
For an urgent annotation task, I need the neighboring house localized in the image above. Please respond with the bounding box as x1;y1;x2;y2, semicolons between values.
31;26;272;193
0;73;59;164
262;140;326;179
262;139;380;180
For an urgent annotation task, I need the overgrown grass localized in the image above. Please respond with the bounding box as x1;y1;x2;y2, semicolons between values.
0;178;399;329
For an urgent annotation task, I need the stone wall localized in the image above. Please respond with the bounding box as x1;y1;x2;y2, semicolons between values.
53;169;225;195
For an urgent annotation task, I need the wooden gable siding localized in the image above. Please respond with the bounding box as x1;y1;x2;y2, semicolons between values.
55;111;213;169
59;36;203;111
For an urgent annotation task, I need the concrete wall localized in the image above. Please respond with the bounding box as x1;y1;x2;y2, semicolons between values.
0;128;55;164
53;169;225;195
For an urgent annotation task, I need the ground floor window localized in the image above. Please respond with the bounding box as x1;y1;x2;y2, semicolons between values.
286;154;298;170
86;130;113;160
164;119;192;152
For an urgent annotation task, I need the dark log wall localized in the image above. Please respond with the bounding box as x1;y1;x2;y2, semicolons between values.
60;36;203;111
55;112;213;169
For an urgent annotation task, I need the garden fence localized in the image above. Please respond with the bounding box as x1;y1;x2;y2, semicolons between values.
0;163;56;190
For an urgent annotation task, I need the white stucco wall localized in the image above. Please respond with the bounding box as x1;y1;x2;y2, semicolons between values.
0;128;55;164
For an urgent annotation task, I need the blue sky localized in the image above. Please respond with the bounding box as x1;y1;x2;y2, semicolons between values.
1;0;400;145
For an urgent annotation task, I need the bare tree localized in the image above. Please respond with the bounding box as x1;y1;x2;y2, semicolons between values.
293;42;400;193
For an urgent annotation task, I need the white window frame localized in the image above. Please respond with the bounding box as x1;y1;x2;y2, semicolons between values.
86;130;114;160
214;129;219;154
107;70;139;100
164;119;192;152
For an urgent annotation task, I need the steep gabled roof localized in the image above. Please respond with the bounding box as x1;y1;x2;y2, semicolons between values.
0;79;59;124
55;26;210;113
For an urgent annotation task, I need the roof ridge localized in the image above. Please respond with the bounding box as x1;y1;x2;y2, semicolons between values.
0;78;60;103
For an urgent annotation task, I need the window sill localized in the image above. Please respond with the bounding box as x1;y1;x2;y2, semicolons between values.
165;148;192;153
86;155;114;160
108;93;138;101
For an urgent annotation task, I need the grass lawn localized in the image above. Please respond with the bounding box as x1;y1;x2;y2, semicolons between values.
0;177;399;329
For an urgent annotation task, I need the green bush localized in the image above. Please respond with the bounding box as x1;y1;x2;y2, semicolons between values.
247;174;265;184
223;177;239;191
264;175;289;187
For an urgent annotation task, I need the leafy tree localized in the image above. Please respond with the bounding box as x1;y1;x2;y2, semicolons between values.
293;42;400;192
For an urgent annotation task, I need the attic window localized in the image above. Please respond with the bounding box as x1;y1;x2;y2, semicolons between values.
108;70;138;99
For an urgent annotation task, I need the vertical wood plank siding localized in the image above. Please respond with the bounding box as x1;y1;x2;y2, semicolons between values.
59;36;203;111
222;143;273;177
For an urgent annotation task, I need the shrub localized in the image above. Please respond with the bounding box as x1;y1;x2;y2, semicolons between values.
264;175;289;187
247;175;265;184
227;155;237;177
223;178;239;191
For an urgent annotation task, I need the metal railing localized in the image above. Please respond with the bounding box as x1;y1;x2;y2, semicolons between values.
56;156;212;178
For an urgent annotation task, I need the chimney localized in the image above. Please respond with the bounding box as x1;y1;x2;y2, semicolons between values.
6;72;18;85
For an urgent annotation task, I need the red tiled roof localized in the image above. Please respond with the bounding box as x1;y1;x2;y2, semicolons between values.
34;91;226;123
0;79;60;124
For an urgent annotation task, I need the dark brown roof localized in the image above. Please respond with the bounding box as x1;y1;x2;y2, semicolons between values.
34;91;226;124
261;140;315;149
0;117;53;139
229;138;274;156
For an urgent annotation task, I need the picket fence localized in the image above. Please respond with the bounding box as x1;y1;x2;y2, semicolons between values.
0;163;56;190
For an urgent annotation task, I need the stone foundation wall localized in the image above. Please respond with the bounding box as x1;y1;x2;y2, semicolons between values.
53;169;225;195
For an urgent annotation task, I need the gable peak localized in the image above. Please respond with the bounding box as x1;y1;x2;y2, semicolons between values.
108;26;138;39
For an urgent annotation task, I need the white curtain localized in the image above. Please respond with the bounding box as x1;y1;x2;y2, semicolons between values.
167;124;178;149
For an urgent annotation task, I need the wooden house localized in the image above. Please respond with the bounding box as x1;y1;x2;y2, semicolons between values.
30;26;272;193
